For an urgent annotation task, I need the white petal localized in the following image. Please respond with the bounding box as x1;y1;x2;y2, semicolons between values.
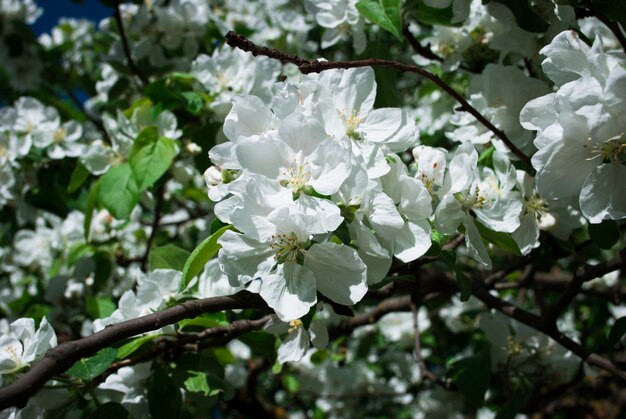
393;220;432;263
304;242;368;306
277;327;309;363
259;263;317;321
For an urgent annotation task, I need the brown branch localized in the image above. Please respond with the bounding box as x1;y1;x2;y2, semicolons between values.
225;31;532;168
544;250;626;328
100;316;272;379
471;280;626;382
411;301;456;390
141;182;165;271
113;1;148;86
0;291;266;410
402;25;477;73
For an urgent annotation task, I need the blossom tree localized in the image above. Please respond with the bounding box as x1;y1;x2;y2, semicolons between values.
0;0;626;417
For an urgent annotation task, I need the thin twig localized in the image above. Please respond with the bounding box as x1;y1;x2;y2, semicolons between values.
141;183;165;271
544;250;626;328
471;280;626;382
402;25;477;73
225;31;532;168
113;1;148;86
0;291;266;410
411;301;455;390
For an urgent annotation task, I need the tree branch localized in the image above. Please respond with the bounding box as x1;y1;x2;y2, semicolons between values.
544;249;626;327
113;1;148;87
471;280;626;382
0;291;266;410
141;182;165;271
225;31;532;168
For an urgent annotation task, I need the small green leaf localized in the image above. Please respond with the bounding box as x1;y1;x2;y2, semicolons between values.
86;297;116;320
455;269;471;302
425;228;444;257
356;0;403;41
184;371;216;396
282;374;300;393
181;92;203;115
414;0;457;26
67;347;118;380
475;221;522;256
67;161;90;193
129;137;176;192
117;334;161;359
478;146;495;168
588;220;620;250
149;244;190;272
98;163;141;220
179;225;233;292
608;316;626;347
450;346;491;407
148;366;182;419
131;126;159;153
84;179;101;242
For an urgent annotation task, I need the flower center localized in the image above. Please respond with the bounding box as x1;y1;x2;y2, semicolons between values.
0;145;6;158
585;133;626;165
523;195;555;229
269;232;304;264
340;110;362;140
279;153;312;193
53;128;66;143
288;319;303;333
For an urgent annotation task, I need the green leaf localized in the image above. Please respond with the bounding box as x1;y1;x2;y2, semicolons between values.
282;374;300;393
356;0;403;41
98;163;141;220
181;92;203;115
67;161;90;193
450;346;491;407
84;179;101;242
179;225;233;292
588;220;620;250
132;126;159;153
129;137;176;192
89;402;131;419
148;366;182;419
608;316;626;347
184;371;221;396
117;334;161;359
149;244;190;271
67;347;118;380
413;0;457;26
475;221;522;256
86;297;116;319
455;269;471;302
478;146;495;168
425;228;444;257
485;0;549;33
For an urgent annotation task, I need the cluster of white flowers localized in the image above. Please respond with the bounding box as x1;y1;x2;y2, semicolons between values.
206;66;432;321
522;30;626;223
191;46;282;118
0;97;85;205
0;0;43;91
